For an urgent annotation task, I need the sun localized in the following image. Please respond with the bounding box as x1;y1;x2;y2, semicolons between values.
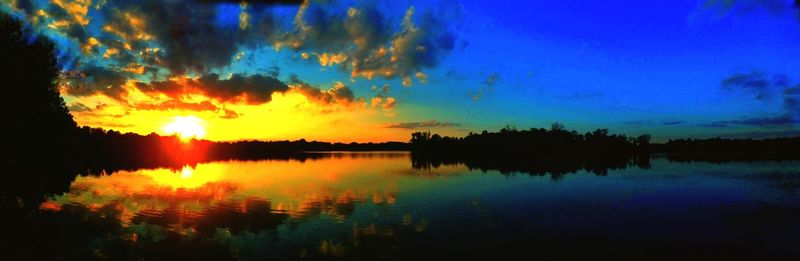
162;116;206;141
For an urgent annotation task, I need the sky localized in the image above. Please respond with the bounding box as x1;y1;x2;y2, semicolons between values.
2;0;799;142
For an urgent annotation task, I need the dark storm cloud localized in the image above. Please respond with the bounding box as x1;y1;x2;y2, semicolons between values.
97;1;245;75
198;73;289;104
385;120;460;129
138;73;289;104
5;0;460;111
10;0;276;78
44;4;88;41
63;65;128;97
12;0;35;15
284;2;460;82
95;0;456;79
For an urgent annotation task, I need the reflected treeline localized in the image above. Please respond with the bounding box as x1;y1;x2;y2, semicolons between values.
656;137;800;163
411;152;650;179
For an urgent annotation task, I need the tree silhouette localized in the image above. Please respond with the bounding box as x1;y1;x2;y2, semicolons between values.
1;13;77;161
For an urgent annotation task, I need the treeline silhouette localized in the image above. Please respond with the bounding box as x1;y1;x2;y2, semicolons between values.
408;123;652;178
410;123;652;155
70;126;408;173
1;13;78;162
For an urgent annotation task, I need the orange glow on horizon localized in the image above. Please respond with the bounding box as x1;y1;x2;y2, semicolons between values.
65;91;416;142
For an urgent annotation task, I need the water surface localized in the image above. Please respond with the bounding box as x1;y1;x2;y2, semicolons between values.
23;153;800;259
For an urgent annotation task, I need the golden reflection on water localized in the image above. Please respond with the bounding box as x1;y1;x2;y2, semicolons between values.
42;153;463;227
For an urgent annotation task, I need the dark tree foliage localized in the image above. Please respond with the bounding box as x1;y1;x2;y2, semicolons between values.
408;123;653;176
0;13;77;161
71;126;409;173
410;123;651;155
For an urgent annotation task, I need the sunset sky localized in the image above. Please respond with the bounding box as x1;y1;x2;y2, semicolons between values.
2;0;799;142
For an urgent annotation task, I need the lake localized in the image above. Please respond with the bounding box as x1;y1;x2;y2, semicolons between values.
9;152;800;260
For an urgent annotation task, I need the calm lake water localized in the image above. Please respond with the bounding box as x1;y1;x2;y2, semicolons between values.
26;153;800;259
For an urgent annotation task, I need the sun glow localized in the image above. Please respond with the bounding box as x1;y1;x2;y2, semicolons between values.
180;166;193;179
162;116;206;141
67;91;409;142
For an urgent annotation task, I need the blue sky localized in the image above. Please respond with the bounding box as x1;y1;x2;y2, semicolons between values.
423;0;800;138
3;0;800;141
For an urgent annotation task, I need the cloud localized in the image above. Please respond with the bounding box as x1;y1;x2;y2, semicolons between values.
711;116;795;127
370;96;396;110
197;74;289;104
699;122;731;128
717;130;800;139
623;120;686;126
100;1;244;75
382;97;396;109
137;73;289;105
5;0;460;118
62;65;129;97
288;75;356;106
53;0;456;81
385;120;460;129
134;100;219;112
712;70;800;127
371;84;391;96
220;108;241;119
81;121;135;129
278;2;459;83
469;73;499;101
9;0;293;78
195;0;302;4
661;120;686;125
704;0;798;14
720;70;784;100
67;102;92;112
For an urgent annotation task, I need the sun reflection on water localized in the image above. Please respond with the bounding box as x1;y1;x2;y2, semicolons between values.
144;165;224;190
41;153;442;224
35;152;469;259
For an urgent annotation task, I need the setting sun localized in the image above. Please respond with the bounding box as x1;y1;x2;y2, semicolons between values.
162;116;206;141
